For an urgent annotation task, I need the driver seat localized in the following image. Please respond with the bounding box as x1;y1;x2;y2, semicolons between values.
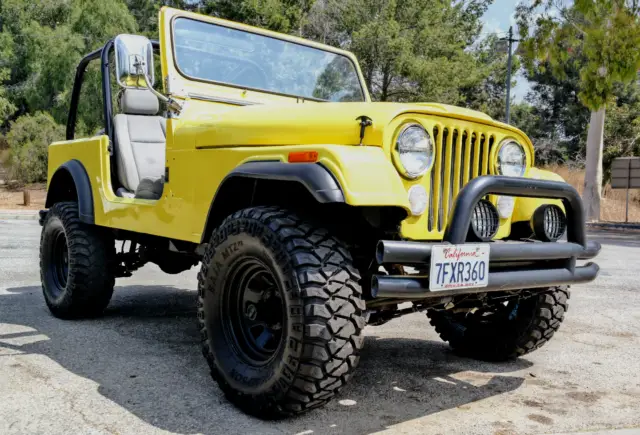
113;89;166;200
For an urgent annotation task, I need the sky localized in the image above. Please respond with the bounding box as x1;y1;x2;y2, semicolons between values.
481;0;530;102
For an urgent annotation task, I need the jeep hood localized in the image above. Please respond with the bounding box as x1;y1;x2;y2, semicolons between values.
186;101;528;149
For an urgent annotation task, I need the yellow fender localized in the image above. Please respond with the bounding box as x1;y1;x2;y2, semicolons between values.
512;167;566;223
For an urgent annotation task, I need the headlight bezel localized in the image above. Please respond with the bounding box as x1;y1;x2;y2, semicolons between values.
391;122;435;180
496;139;527;177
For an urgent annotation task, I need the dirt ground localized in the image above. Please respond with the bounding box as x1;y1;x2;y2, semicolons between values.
0;184;46;210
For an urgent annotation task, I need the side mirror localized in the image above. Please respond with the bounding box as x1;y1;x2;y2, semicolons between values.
114;34;155;89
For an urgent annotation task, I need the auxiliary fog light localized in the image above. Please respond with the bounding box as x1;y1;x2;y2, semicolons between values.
531;204;567;242
468;199;500;242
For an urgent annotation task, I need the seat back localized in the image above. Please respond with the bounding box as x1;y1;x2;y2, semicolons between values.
113;89;166;192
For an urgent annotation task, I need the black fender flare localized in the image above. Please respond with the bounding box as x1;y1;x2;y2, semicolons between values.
201;161;345;243
223;161;345;203
45;160;94;224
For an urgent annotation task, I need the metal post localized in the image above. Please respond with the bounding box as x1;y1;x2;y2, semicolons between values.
505;26;513;124
626;187;630;223
501;26;519;124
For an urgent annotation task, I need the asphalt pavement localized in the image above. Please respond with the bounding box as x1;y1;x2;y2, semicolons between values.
1;219;639;435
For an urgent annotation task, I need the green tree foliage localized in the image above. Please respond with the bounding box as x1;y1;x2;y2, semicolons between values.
6;112;64;184
305;0;491;103
517;0;640;220
0;30;16;121
517;0;640;111
204;0;315;34
513;60;591;161
126;0;194;35
0;0;137;130
602;84;640;181
2;0;639;193
462;34;521;120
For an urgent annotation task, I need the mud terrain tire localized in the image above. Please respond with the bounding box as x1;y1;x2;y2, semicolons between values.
427;286;570;361
40;202;116;319
198;206;365;418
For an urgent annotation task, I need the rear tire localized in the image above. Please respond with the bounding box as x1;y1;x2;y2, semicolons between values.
427;286;570;361
40;202;116;319
197;206;365;418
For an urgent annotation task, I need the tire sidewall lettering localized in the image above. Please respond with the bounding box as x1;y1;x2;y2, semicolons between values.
203;215;304;394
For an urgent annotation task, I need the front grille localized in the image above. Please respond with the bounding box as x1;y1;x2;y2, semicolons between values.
427;126;496;231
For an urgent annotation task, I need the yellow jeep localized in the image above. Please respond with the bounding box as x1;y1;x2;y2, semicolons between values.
39;7;600;418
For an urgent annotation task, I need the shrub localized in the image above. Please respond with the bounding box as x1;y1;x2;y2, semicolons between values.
7;112;64;184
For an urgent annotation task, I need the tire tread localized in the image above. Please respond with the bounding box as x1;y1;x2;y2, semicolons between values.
40;202;115;318
427;286;570;361
197;206;364;418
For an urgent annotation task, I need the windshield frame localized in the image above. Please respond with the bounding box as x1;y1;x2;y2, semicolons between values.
169;16;367;103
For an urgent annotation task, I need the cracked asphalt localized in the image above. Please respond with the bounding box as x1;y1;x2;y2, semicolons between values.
1;219;639;435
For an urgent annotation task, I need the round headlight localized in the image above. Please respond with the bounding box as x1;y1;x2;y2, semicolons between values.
497;140;526;177
393;124;433;179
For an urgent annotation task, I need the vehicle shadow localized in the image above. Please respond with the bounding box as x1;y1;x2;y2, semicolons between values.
1;285;532;434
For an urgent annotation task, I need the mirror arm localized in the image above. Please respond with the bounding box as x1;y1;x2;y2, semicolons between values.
134;62;183;115
142;71;183;115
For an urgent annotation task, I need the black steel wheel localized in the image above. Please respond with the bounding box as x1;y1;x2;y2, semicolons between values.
427;287;570;361
50;229;69;294
40;202;116;319
223;258;285;365
198;206;365;418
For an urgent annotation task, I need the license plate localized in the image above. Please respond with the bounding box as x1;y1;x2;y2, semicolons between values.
429;244;490;291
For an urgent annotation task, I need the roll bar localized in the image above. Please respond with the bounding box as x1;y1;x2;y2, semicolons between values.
66;39;161;142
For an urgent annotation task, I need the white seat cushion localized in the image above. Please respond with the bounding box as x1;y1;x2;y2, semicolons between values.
112;89;166;195
113;114;166;191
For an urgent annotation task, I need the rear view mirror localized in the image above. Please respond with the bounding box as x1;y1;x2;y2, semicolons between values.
114;34;155;89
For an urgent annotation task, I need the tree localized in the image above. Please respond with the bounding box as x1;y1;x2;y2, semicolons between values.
204;0;315;34
304;0;491;104
126;0;195;36
6;112;64;184
602;83;640;181
461;34;521;121
0;0;137;132
517;0;640;221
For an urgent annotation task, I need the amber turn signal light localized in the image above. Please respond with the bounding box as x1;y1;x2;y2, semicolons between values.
288;151;318;163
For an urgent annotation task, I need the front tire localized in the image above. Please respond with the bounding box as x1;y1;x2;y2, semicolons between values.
427;287;570;361
40;202;116;319
197;206;365;418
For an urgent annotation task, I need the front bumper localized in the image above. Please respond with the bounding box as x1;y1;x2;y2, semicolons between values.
372;175;601;299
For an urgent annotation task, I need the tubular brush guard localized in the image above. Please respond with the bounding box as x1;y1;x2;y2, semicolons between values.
372;175;601;299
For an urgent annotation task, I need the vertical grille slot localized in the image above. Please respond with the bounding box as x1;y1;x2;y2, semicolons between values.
452;129;463;199
441;128;453;229
425;123;498;234
471;132;480;179
428;163;436;231
427;126;442;231
437;128;447;231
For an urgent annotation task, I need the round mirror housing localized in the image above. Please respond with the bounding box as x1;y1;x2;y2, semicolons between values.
114;34;155;89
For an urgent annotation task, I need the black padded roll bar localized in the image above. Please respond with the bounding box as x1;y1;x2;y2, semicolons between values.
66;39;161;142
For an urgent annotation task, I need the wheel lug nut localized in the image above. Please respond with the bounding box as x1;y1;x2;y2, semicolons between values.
245;304;257;320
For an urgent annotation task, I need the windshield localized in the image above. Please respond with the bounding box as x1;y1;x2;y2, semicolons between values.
173;18;365;102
